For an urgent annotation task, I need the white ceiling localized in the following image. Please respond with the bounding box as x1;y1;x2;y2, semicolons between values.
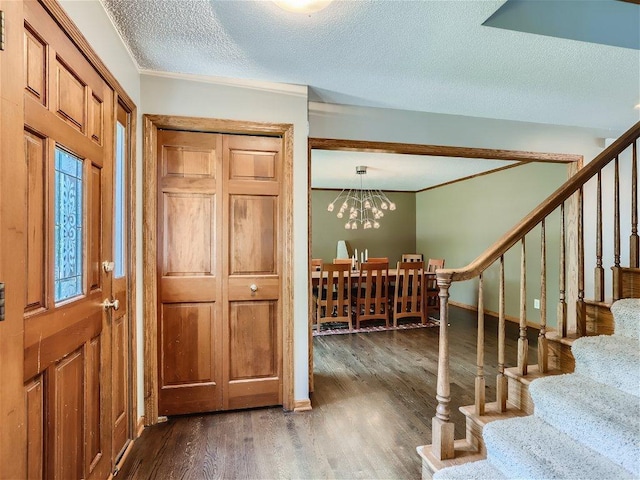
99;0;640;190
311;150;518;191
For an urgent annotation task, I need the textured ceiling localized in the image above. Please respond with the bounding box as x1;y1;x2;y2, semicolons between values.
99;0;640;190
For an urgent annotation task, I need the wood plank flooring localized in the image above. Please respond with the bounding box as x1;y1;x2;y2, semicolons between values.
118;306;537;479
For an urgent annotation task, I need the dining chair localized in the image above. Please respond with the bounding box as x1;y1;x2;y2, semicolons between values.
333;258;353;265
310;258;323;315
366;257;389;264
426;258;445;317
401;253;423;263
315;262;353;332
354;261;389;329
392;261;426;326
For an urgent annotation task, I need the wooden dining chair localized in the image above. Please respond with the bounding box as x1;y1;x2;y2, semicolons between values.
426;258;445;317
333;258;353;265
316;262;353;332
366;257;389;264
354;261;389;329
392;261;426;326
401;253;423;263
310;258;323;314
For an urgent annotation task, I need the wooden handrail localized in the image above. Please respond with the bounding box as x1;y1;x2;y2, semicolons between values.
428;121;640;464
437;121;640;282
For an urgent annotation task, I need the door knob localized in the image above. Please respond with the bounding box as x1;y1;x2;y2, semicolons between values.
102;261;115;273
250;284;258;292
103;298;120;311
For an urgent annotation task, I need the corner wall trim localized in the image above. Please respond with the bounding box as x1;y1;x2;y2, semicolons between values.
293;399;312;412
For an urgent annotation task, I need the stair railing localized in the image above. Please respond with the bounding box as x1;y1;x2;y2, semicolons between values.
430;121;640;461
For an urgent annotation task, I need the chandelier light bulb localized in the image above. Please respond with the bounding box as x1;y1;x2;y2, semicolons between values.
326;165;396;230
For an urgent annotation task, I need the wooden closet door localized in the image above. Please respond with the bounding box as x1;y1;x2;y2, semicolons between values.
22;1;114;478
157;130;224;415
223;135;283;410
156;130;283;415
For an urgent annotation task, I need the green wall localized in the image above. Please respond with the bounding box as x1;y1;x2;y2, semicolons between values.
415;162;567;327
311;190;416;266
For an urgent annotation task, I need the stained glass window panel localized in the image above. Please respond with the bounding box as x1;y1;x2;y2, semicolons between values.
114;121;126;278
55;148;83;302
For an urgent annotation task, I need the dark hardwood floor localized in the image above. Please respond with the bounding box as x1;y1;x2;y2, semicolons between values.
118;306;537;479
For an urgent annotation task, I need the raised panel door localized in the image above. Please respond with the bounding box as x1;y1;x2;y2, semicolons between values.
223;135;283;410
157;129;223;414
156;130;283;415
22;2;114;478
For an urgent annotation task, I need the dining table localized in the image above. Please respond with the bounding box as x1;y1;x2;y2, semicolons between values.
310;268;436;287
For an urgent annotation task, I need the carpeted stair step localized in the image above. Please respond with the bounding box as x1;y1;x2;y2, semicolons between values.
529;373;640;476
482;416;635;480
611;298;640;339
571;335;640;397
433;459;505;480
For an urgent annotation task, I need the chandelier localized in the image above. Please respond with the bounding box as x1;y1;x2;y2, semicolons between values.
327;166;396;230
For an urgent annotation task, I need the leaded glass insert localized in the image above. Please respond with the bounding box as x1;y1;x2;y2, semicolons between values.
114;121;126;278
55;148;83;302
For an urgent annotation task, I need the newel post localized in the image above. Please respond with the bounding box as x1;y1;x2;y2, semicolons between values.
432;273;455;460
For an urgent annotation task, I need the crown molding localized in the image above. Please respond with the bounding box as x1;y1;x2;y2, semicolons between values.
140;69;308;97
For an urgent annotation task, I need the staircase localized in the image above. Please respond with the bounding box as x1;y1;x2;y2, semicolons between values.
417;121;640;479
432;298;640;480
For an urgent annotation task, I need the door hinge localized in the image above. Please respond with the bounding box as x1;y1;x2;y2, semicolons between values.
0;11;5;51
0;282;5;321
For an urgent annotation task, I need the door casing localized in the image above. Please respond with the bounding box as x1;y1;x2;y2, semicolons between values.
142;114;295;424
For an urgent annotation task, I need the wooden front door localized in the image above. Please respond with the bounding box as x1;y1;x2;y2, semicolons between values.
22;1;118;478
157;130;283;415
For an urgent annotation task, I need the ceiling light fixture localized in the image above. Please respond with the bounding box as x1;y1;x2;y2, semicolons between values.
273;0;333;13
327;166;396;230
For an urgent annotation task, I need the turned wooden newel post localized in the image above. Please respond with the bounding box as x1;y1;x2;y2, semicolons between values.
432;272;455;460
